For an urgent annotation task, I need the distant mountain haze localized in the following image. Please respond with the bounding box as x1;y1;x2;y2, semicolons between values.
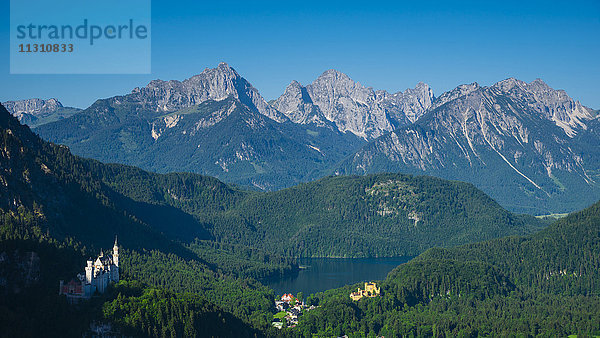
2;98;81;128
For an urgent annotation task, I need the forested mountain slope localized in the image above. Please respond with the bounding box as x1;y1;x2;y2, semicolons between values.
204;174;545;257
417;199;600;295
295;200;600;336
89;163;547;257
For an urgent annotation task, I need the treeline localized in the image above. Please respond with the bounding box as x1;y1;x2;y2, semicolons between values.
102;280;261;337
187;240;298;281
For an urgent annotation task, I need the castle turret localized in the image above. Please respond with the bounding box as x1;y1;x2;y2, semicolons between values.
113;236;119;267
112;236;119;282
85;259;93;284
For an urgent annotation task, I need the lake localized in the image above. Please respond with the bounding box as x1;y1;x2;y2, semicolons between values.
266;257;413;296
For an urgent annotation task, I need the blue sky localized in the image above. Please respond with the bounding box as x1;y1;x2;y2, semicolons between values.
1;0;599;109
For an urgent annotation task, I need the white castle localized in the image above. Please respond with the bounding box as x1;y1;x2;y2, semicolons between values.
60;236;120;302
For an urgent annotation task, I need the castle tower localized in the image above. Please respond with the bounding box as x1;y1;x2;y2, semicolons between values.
85;259;93;284
112;236;119;282
113;236;119;267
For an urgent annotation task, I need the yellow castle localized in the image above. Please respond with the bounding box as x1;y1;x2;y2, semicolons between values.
350;282;380;301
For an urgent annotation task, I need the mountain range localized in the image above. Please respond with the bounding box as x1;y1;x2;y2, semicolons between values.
0;102;544;258
338;78;600;214
0;100;549;334
18;62;600;214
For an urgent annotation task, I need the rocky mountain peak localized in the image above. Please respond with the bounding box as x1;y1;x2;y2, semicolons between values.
2;97;86;128
307;71;385;138
271;80;328;125
130;63;287;122
492;77;527;92
280;81;313;105
192;62;241;83
319;69;351;80
310;69;368;98
3;98;63;116
389;83;435;123
217;61;232;69
43;98;62;107
272;70;434;138
491;78;594;137
429;78;593;137
1;98;73;128
400;82;433;98
530;78;551;90
414;82;430;90
288;80;302;87
432;82;480;109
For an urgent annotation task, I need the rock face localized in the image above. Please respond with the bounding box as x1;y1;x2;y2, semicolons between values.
130;62;287;122
431;83;481;110
338;78;599;214
2;98;81;128
273;70;434;139
270;81;330;126
4;98;61;121
3;98;63;116
491;78;594;137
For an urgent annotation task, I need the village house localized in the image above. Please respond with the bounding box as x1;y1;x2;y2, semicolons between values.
281;293;294;302
273;292;317;329
275;300;289;312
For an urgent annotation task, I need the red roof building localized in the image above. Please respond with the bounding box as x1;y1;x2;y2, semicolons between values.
281;293;294;302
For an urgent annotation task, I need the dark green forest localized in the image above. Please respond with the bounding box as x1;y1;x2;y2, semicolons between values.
0;104;284;336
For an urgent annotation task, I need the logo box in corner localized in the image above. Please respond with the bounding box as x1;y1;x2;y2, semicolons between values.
10;0;151;74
